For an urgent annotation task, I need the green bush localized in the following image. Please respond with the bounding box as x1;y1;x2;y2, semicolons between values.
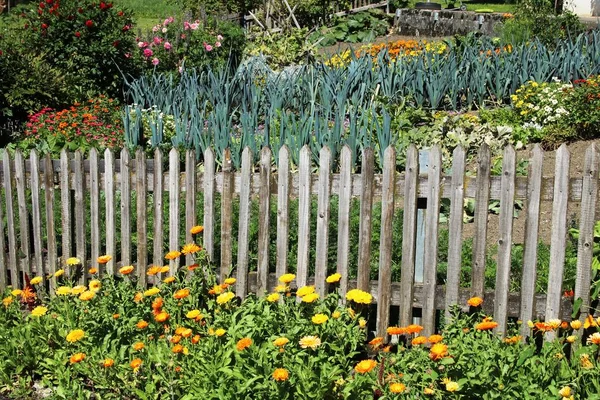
244;27;315;69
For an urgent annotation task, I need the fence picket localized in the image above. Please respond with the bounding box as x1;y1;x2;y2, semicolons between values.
545;145;570;340
471;144;491;298
422;146;442;336
74;151;86;283
574;144;599;327
445;146;465;320
29;151;43;278
520;145;543;338
89;149;100;273
152;149;163;279
220;148;233;281
399;145;418;327
185;150;197;267
276;146;291;278
169;148;180;274
121;149;131;267
494;145;516;336
257;147;271;294
59;150;71;268
2;151;17;286
297;145;311;288
315;147;332;297
236;148;253;297
136;149;147;286
337;146;352;300
203;148;215;262
0;166;6;288
43;155;57;288
14;150;31;277
357;149;375;292
104;150;116;275
377;146;396;337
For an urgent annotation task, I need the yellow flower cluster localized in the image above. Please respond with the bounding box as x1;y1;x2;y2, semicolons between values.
345;289;372;304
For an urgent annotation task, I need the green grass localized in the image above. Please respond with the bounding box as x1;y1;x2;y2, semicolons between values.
111;0;182;31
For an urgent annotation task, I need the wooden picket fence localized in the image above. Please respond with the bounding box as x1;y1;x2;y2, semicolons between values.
0;143;597;339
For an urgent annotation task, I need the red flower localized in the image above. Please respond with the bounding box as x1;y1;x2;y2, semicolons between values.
41;23;48;29
78;7;83;13
100;2;107;9
39;1;44;7
0;50;3;56
112;40;120;47
85;20;93;28
117;10;123;16
75;31;81;37
122;25;130;32
46;0;53;3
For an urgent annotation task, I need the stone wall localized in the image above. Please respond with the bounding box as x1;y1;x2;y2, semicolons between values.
394;9;507;37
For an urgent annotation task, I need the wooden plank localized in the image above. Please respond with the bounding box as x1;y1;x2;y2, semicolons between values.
136;149;147;286
336;146;352;300
574;144;599;326
545;144;570;340
1;151;14;287
376;146;395;337
296;145;311;288
220;148;233;281
399;145;418;327
104;150;116;275
0;164;6;288
236;148;253;297
152;149;164;275
519;145;543;338
257;147;271;294
73;151;86;282
89;149;100;274
185;150;196;267
14;150;31;277
43;155;56;288
276;146;291;278
445;146;465;320
60;150;71;266
169;148;180;274
315;147;332;297
471;144;491;298
203;148;215;261
422;146;442;336
120;149;132;267
29;151;43;278
357;149;375;291
494;145;516;336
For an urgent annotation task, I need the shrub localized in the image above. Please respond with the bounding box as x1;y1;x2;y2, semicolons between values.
244;27;315;69
564;76;600;139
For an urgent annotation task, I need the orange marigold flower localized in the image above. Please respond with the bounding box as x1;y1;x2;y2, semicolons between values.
165;250;181;260
387;326;406;335
130;358;142;369
188;264;199;271
181;328;193;338
88;268;98;274
190;225;204;234
429;343;448;361
103;358;114;368
390;383;406;393
475;321;499;331
136;320;149;329
236;337;252;351
132;342;145;351
147;265;163;276
273;337;289;347
172;344;184;353
534;322;553;332
163;276;176;284
355;359;377;374
155;311;169;323
152;297;164;310
119;265;134;275
174;289;190;300
134;292;143;303
113;313;120;319
406;324;424;334
571;320;582;330
369;337;384;347
171;335;182;344
192;335;201;344
467;297;483;307
587;332;600;345
70;353;86;364
428;334;443;344
181;243;201;255
412;336;427;345
273;368;289;382
97;255;112;264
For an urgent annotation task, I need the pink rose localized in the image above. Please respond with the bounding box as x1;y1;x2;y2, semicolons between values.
152;57;159;66
217;34;223;40
153;36;162;45
164;41;172;50
190;22;199;30
204;43;213;52
184;21;190;30
152;25;159;32
138;41;146;48
162;27;167;33
215;41;221;48
143;48;153;57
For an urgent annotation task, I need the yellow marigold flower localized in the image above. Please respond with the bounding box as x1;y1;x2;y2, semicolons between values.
559;386;571;398
209;284;224;295
428;334;443;344
144;287;160;297
181;243;201;255
119;265;134;275
587;332;600;345
354;359;377;374
547;319;562;329
359;318;367;328
66;329;85;343
236;337;252;351
147;266;162;276
10;289;22;297
273;337;289;347
326;273;341;283
347;308;356;319
312;313;328;325
70;353;86;364
224;277;236;285
56;286;71;296
103;358;114;368
527;320;535;328
2;296;13;307
181;328;192;338
66;257;80;265
136;320;149;329
174;288;190;300
580;353;593;369
163;276;175;284
299;335;321;350
190;225;204;234
274;284;288;293
390;383;406;393
71;285;86;295
570;320;582;330
154;311;169;323
165;250;181;260
215;328;226;337
267;293;280;303
130;358;142;369
30;276;43;285
31;306;48;317
97;255;112;264
332;311;341;319
424;387;435;395
160;266;170;273
302;293;319;303
278;273;295;284
216;291;235;305
79;291;95;301
467;297;483;307
89;280;101;292
584;314;596;329
444;379;459;392
296;286;315;297
566;335;577;343
88;268;98;274
273;368;289;382
54;269;65;278
186;309;202;319
133;342;145;351
429;343;448;361
345;289;372;304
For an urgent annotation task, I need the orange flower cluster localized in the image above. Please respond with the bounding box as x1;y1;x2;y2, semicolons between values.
386;324;424;335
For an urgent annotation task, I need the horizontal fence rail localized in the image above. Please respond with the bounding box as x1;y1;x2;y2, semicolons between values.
0;143;597;339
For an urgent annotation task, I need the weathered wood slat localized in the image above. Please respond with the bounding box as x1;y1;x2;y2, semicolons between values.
220;148;234;281
29;151;44;278
445;146;465;320
185;150;196;267
1;151;17;284
120;149;132;267
257;147;271;294
169;149;180;274
376;146;395;337
74;151;86;283
14;150;31;277
574;144;599;326
0;164;6;288
545;145;570;340
399;145;418;327
59;150;71;268
336;146;352;300
357;149;375;292
276;146;291;278
152;149;164;278
203;148;215;262
422;146;442;336
43;155;56;288
236;148;253;297
296;145;311;288
89;149;100;273
519;145;543;338
104;150;116;275
494;145;516;336
315;147;332;297
136;150;148;286
471;144;491;298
